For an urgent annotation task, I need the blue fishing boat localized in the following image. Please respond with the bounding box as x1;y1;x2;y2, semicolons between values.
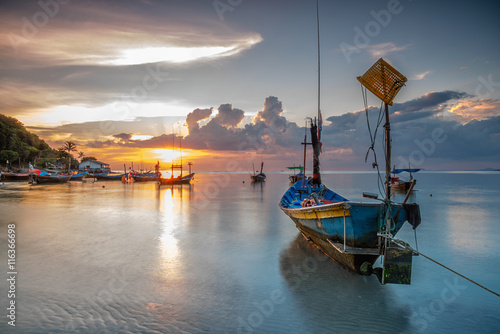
95;172;125;181
132;173;159;182
279;6;421;284
69;172;87;181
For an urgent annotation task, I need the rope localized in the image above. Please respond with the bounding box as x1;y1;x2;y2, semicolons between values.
416;251;500;298
361;84;387;198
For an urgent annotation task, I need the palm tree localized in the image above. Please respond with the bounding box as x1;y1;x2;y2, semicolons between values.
60;141;77;171
61;141;77;156
78;151;85;162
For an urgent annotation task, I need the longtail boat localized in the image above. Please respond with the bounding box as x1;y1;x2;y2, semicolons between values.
1;172;31;181
391;167;420;192
158;173;195;185
250;162;266;183
95;172;125;181
287;166;304;183
32;173;72;184
279;3;421;285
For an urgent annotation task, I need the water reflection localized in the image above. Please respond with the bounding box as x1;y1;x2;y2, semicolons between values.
279;234;412;333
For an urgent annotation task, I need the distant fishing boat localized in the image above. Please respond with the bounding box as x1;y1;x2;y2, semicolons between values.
287;166;304;183
69;172;87;181
159;173;195;185
157;137;195;187
279;3;421;284
132;173;159;182
391;167;420;192
1;172;31;181
95;172;126;181
250;162;266;183
31;171;72;184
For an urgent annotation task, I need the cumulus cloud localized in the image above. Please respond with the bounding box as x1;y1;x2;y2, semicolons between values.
253;96;287;132
214;104;245;127
448;98;500;122
185;108;212;133
28;92;500;170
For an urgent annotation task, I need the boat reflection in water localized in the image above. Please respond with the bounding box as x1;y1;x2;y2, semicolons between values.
279;234;412;333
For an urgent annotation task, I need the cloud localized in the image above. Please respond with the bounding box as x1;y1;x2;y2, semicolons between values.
366;42;409;58
411;71;431;80
113;133;133;142
0;0;262;120
185;108;213;133
253;96;287;132
0;1;262;67
213;104;244;127
27;92;500;170
448;98;500;122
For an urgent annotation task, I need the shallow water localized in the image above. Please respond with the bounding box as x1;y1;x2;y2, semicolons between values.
0;172;499;333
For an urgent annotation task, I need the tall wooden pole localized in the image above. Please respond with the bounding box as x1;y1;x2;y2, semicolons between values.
384;102;391;201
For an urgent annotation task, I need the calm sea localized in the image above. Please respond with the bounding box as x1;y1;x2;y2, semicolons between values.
0;171;499;333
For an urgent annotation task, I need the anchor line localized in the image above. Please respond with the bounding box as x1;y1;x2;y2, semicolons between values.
392;238;500;298
416;251;500;298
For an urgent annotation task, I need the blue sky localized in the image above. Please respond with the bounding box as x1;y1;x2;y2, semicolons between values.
1;0;499;170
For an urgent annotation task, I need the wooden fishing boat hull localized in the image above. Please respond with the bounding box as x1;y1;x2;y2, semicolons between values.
250;174;266;182
1;172;31;181
133;175;159;182
69;173;86;181
279;182;414;274
159;173;194;185
391;181;413;192
33;174;72;184
95;173;125;181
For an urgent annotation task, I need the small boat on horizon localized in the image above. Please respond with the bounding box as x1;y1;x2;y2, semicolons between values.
391;167;420;192
287;166;304;183
250;162;266;183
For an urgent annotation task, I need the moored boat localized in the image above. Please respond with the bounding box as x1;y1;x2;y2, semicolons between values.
95;172;125;181
250;162;266;183
279;4;421;284
32;173;72;184
287;166;304;183
158;173;195;185
132;173;160;182
69;172;87;181
391;168;420;192
1;172;31;181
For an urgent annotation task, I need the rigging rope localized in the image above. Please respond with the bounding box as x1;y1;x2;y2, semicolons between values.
416;250;500;298
361;84;387;198
392;238;499;297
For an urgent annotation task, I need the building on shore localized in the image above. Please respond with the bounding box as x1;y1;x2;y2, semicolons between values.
79;160;111;173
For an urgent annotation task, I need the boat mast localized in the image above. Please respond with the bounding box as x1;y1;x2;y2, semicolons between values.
384;103;391;200
301;122;308;187
310;0;322;186
316;0;321;126
357;58;407;200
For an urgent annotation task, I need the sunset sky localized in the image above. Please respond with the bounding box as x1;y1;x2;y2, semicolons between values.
1;0;499;171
